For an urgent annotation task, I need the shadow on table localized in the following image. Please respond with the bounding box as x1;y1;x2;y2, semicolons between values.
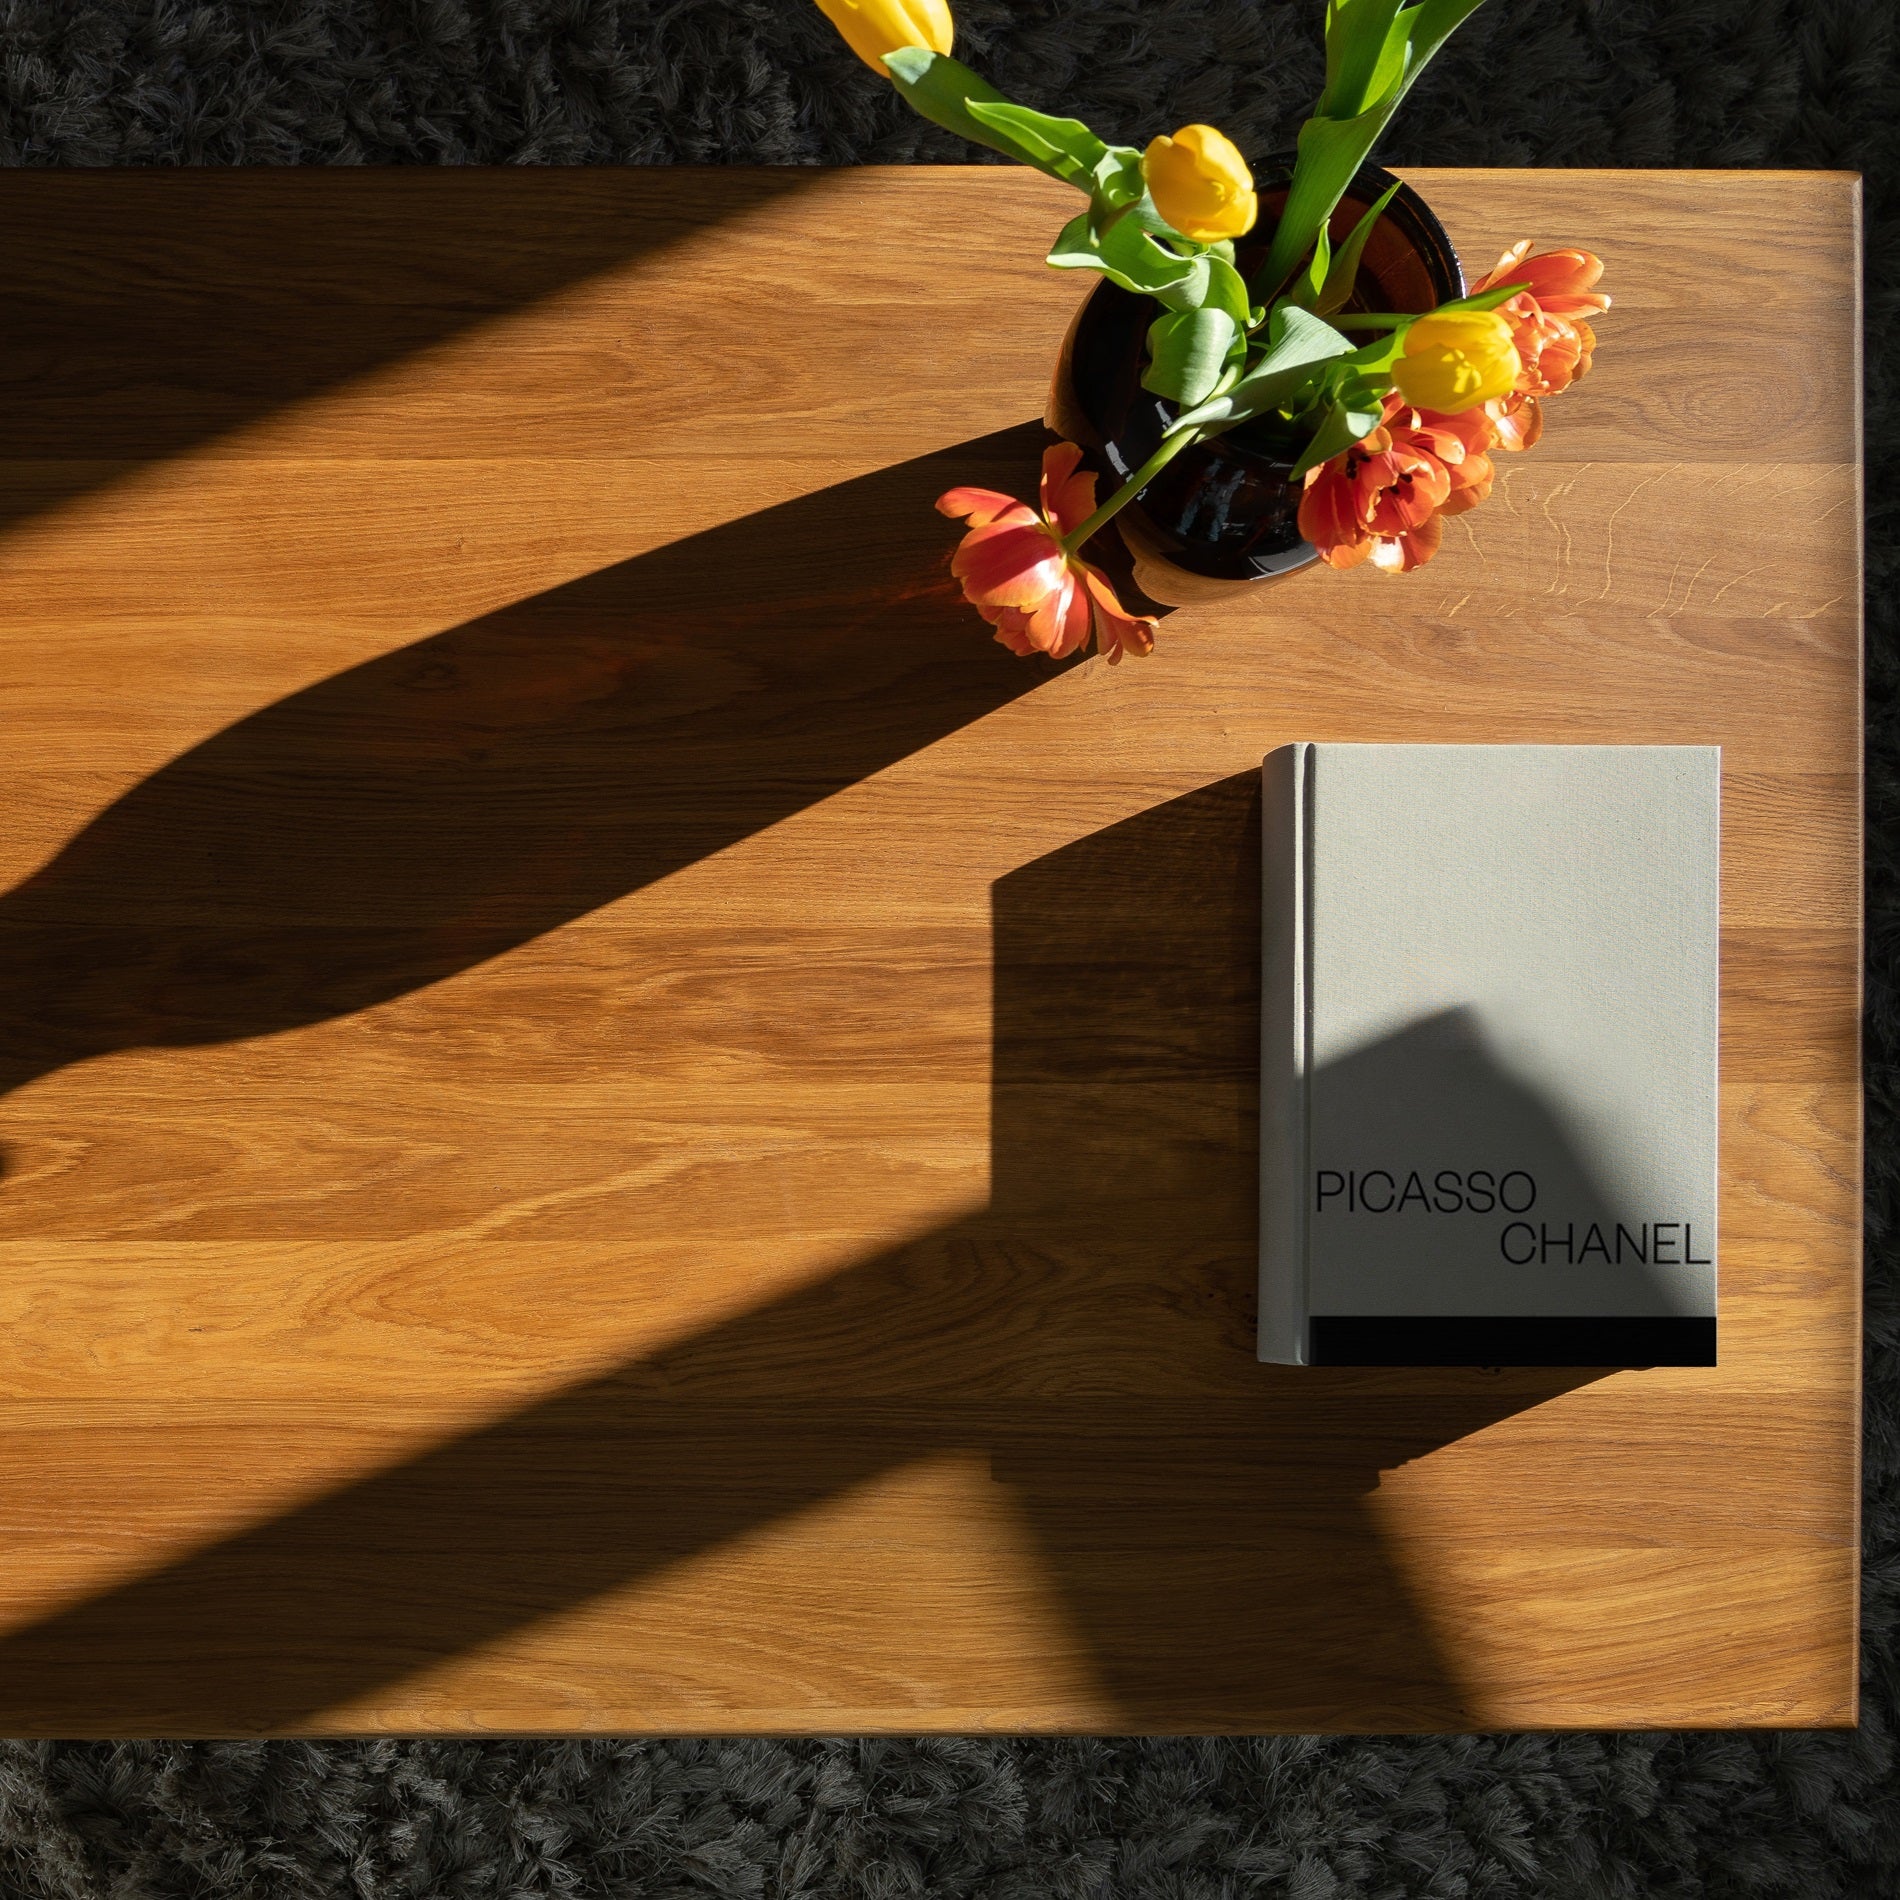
0;772;1601;1731
0;168;829;538
0;422;1061;1109
0;163;1624;1732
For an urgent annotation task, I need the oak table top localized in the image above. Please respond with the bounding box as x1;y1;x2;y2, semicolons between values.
0;167;1861;1734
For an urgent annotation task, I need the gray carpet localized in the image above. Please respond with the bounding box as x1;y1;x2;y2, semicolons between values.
0;1;1895;1894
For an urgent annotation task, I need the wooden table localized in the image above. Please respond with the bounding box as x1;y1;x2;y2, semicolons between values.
0;168;1860;1734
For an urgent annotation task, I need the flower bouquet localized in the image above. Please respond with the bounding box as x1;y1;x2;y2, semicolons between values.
814;0;1608;661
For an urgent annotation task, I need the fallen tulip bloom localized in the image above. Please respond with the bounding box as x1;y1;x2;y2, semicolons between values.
936;443;1159;663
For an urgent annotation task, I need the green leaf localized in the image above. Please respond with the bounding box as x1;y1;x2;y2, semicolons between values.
1142;306;1241;408
1254;102;1398;298
1085;150;1151;241
1090;147;1144;196
1169;305;1354;433
964;97;1109;188
1287;385;1384;481
1117;191;1191;241
1365;7;1416;113
1255;0;1491;298
1287;222;1333;310
1087;147;1146;203
1400;0;1491;93
1314;180;1400;315
1320;0;1408;119
1340;327;1409;374
883;50;1120;190
1430;278;1530;314
882;50;1024;159
1203;255;1254;325
1047;210;1209;310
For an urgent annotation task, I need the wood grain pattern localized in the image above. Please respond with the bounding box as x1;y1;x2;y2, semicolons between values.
0;167;1860;1733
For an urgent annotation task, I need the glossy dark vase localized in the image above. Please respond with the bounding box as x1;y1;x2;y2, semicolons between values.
1048;159;1465;606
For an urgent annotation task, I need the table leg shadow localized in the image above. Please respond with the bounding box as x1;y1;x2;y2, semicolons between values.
0;168;831;541
0;777;1607;1731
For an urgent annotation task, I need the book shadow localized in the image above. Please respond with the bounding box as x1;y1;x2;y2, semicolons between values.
0;775;1613;1731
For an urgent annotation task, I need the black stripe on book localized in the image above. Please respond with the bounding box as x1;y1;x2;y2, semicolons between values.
1306;1315;1718;1367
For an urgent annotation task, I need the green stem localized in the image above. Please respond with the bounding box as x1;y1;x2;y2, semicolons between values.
1060;429;1200;555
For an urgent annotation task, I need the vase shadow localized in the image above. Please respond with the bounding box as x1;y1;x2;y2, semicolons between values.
1309;1004;1704;1341
0;423;1060;1117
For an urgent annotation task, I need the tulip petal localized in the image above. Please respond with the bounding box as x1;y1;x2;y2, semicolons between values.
1403;421;1467;467
1570;318;1597;380
989;606;1041;657
1412;405;1497;457
1367;487;1437;535
1368;447;1452;532
950;520;1067;608
1348;450;1403;522
1039;442;1099;539
936;486;1033;527
1298;461;1372;557
1487;392;1544;452
1437;453;1494;515
1534;290;1611;318
1515;249;1609;314
1079;562;1157;663
1369;513;1444;572
1473;240;1535;293
1015;567;1090;658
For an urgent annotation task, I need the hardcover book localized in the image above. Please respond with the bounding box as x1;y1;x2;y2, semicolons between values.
1259;743;1720;1367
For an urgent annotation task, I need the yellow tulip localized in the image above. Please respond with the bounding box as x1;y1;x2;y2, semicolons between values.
814;0;953;75
1141;125;1258;243
1391;310;1522;414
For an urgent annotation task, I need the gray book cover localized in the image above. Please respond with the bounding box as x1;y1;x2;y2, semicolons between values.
1259;743;1720;1367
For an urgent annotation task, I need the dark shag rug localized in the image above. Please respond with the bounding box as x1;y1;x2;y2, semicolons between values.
1;2;1896;1894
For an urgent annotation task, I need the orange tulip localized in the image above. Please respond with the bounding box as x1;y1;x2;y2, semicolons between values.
1298;415;1447;570
1298;246;1604;575
1409;404;1497;515
1472;241;1607;398
1478;242;1610;319
936;442;1158;663
1299;397;1500;571
1485;390;1544;452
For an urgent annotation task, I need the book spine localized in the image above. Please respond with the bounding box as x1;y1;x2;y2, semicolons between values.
1258;743;1311;1363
